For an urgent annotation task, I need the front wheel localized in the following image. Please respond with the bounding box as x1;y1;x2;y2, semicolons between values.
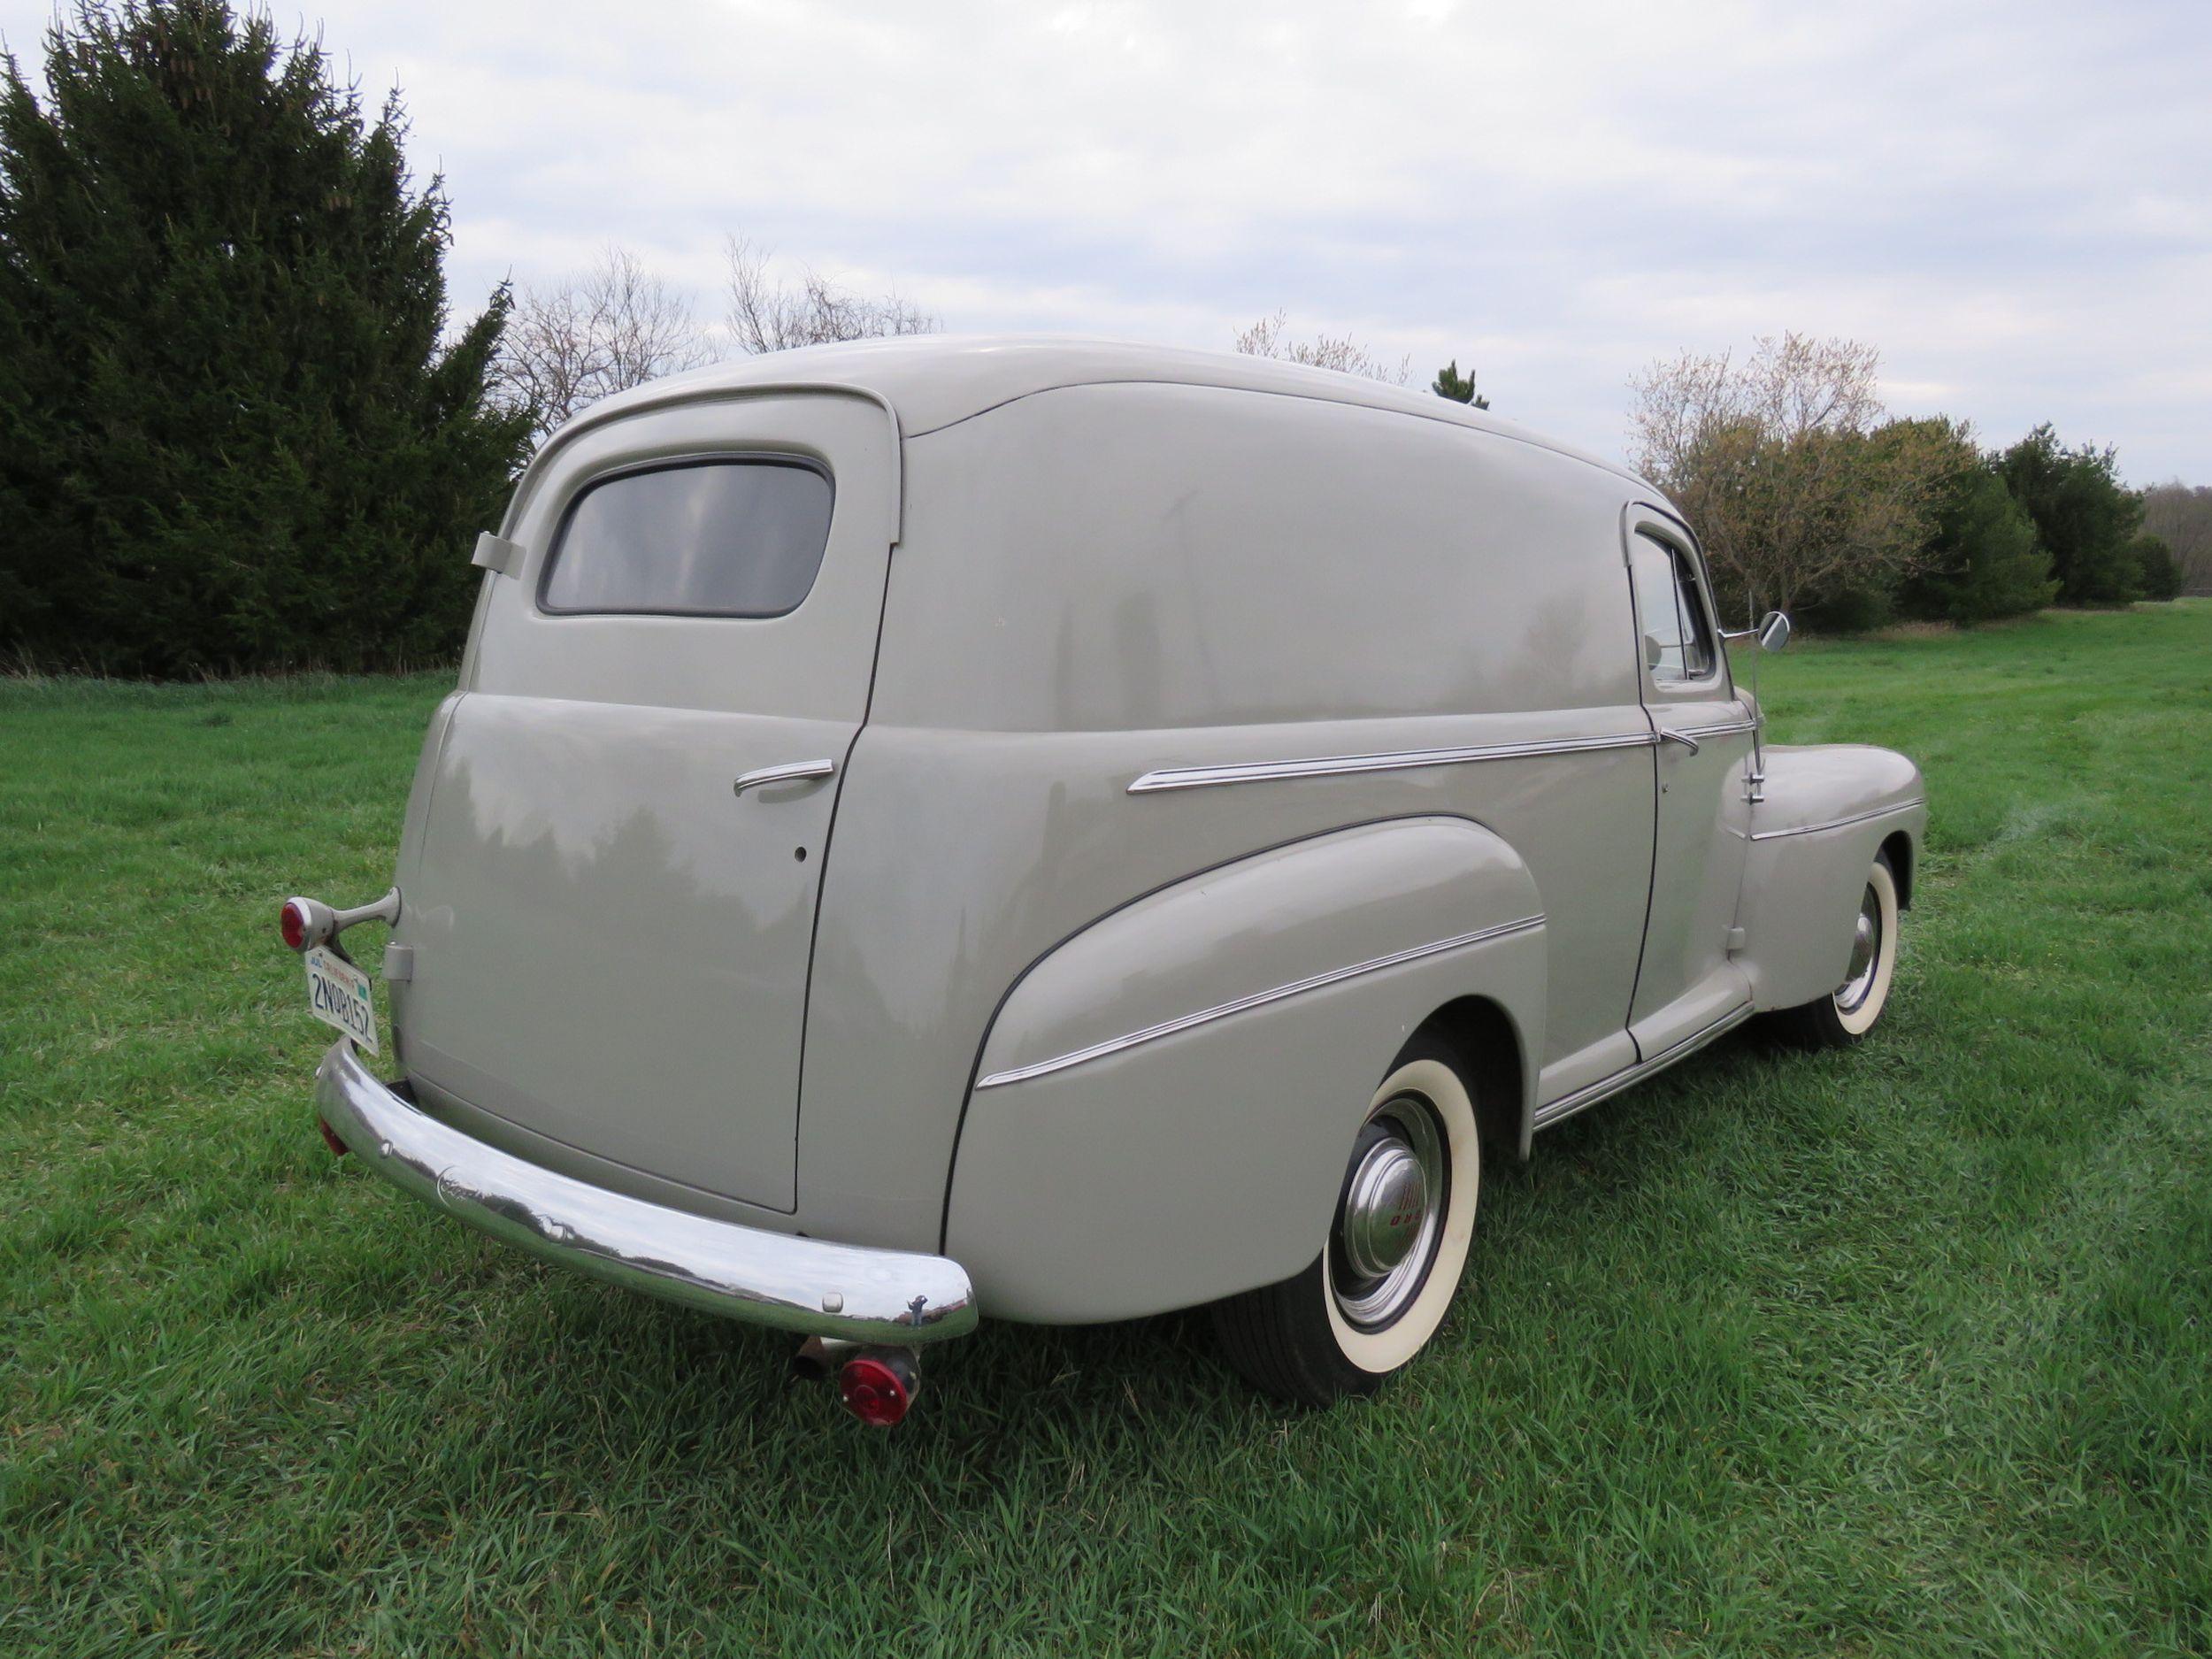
1772;852;1901;1048
1211;1031;1480;1407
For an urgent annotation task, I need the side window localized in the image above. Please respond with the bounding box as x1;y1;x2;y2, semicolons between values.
540;458;834;618
1628;532;1717;682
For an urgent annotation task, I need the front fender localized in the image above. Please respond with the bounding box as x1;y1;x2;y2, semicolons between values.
1738;744;1927;1010
946;816;1545;1323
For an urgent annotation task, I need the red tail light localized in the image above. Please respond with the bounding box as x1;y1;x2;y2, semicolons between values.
838;1353;916;1427
279;899;311;952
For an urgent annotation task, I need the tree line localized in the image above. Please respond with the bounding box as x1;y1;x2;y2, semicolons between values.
0;3;2194;678
1629;334;2189;630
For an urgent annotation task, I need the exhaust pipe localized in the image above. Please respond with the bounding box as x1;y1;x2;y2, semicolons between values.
789;1334;856;1383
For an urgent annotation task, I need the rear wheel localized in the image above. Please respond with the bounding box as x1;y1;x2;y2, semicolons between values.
1772;853;1900;1048
1212;1031;1480;1407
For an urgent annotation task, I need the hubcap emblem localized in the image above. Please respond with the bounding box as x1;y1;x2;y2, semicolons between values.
1340;1142;1429;1279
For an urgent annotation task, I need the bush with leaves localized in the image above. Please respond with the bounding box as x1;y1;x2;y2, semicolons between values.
0;0;529;675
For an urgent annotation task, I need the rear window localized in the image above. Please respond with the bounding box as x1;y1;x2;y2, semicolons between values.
539;458;834;617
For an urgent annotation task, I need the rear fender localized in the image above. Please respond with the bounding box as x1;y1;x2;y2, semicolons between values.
945;816;1544;1323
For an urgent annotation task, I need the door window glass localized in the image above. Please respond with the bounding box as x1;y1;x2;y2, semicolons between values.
540;459;834;617
1629;532;1717;681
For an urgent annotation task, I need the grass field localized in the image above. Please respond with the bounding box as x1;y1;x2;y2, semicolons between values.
3;604;2208;1656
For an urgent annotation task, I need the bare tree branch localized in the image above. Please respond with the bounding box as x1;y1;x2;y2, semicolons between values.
724;236;938;355
1233;311;1411;386
492;247;714;442
2141;480;2212;595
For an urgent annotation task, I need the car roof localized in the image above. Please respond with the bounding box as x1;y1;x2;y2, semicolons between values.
572;334;1647;488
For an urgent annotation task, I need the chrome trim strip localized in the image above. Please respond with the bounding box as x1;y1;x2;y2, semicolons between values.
1531;1001;1756;1132
1669;716;1760;740
1748;797;1927;842
313;1041;978;1342
977;914;1548;1089
732;757;837;796
1127;733;1659;795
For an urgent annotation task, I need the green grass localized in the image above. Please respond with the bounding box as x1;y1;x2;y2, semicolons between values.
4;605;2208;1656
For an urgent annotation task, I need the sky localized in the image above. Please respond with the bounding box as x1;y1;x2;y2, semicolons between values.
5;0;2208;481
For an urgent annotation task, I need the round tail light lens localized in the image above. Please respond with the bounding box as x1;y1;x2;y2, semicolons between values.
279;899;310;951
838;1354;914;1427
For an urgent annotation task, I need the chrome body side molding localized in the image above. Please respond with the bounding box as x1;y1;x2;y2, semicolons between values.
1748;797;1927;842
1530;1000;1755;1133
977;913;1548;1089
1126;733;1658;795
1659;712;1763;755
1668;715;1761;740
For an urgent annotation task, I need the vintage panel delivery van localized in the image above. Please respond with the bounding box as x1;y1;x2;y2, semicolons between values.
283;337;1926;1420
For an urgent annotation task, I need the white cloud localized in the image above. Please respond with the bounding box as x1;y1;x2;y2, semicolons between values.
3;0;2206;477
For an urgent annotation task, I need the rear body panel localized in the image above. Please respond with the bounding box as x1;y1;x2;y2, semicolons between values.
396;695;853;1210
391;391;896;1213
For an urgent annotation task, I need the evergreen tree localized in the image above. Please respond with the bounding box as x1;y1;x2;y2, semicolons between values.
1897;462;2057;624
0;0;531;675
1995;425;2145;606
1431;358;1489;408
2129;534;2184;602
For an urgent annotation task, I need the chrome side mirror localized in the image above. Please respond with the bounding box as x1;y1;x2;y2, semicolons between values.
1756;611;1792;653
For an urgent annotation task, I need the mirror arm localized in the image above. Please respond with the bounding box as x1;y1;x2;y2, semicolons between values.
1744;608;1765;786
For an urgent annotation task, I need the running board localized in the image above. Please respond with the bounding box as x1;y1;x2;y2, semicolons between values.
1530;1002;1757;1134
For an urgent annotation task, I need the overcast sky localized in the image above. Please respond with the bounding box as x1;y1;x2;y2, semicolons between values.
6;0;2208;480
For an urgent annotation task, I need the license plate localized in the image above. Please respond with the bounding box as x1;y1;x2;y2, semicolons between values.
304;945;379;1054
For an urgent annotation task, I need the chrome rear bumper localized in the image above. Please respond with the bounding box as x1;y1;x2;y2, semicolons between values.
312;1041;978;1344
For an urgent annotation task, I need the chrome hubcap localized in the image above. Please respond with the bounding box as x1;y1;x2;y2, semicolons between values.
1340;1141;1429;1279
1331;1094;1448;1329
1837;882;1883;1011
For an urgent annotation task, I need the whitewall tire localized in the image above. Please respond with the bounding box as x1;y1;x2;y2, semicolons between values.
1776;853;1901;1048
1212;1031;1480;1406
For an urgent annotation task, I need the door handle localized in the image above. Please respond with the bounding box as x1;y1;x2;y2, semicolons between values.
733;758;837;797
1657;728;1702;755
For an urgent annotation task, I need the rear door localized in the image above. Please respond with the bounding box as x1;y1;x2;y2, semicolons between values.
1623;505;1756;1056
398;393;897;1211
